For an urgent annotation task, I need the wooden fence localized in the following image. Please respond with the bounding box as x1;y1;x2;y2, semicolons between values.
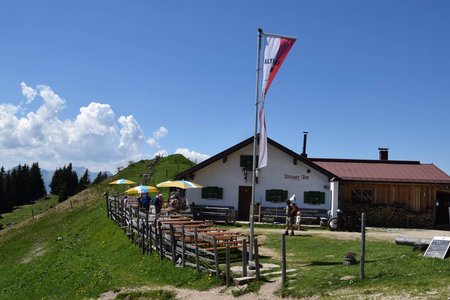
106;195;261;282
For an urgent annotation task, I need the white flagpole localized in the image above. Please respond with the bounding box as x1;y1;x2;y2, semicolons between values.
249;28;263;262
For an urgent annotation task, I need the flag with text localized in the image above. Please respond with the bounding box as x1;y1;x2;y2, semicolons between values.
259;34;296;168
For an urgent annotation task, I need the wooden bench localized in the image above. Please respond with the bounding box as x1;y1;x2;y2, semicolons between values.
256;206;328;225
192;206;237;224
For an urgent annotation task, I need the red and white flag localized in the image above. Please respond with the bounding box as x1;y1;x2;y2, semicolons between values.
259;34;296;168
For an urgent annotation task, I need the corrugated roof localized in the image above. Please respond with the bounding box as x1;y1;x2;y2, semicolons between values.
312;160;450;184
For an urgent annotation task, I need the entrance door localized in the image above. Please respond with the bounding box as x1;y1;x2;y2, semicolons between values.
238;186;252;221
435;191;450;225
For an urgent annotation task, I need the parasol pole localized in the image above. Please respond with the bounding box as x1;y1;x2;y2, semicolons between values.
249;28;263;262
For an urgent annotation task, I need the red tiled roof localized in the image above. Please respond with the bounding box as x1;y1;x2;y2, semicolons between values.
312;160;450;184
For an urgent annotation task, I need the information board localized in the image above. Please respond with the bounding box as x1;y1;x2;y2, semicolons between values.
424;236;450;259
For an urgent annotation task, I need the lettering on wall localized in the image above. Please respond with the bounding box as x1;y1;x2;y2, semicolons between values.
284;174;309;181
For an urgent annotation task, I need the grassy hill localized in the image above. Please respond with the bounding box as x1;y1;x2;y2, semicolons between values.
0;155;218;299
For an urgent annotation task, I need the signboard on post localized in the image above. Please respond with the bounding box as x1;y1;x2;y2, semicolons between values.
424;236;450;259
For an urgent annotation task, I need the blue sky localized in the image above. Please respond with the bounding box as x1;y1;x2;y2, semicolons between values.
1;1;449;174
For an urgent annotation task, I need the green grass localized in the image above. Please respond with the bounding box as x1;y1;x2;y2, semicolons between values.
0;188;220;300
0;196;59;229
262;231;450;299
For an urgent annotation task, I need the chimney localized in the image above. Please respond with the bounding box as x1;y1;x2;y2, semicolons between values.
378;147;389;160
301;132;308;158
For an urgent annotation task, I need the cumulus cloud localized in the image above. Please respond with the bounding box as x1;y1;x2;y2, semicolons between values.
175;148;210;163
0;83;155;172
1;83;212;172
20;82;37;103
146;126;168;148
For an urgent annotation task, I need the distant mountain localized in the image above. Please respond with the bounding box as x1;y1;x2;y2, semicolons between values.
41;167;112;193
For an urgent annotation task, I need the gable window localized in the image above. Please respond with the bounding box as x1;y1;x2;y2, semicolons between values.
304;191;325;205
201;186;224;199
351;189;373;203
266;189;288;203
240;155;258;170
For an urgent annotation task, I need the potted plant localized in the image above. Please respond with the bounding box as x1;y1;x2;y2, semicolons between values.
343;251;357;265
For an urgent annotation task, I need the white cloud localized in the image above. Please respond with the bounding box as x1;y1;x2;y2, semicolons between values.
175;148;210;163
0;83;154;172
153;126;168;139
146;138;158;147
0;83;210;173
146;126;169;148
153;149;168;158
20;82;37;103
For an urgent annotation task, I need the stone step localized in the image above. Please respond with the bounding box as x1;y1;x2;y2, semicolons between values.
233;276;256;285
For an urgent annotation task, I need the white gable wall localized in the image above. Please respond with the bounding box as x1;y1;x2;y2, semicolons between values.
185;143;331;211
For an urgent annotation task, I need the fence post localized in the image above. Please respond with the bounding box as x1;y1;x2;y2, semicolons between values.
105;194;109;218
170;224;176;264
242;238;248;277
181;225;186;268
360;212;366;280
281;232;287;284
158;221;163;261
149;223;153;254
32;209;35;220
213;236;220;277
128;206;132;237
194;228;199;272
254;238;260;280
141;221;145;254
226;244;231;286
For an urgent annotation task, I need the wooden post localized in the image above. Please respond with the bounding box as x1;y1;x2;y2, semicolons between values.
181;225;186;268
149;223;153;254
194;227;199;272
137;212;141;244
128;206;132;237
32;209;34;220
242;238;248;277
360;213;366;280
105;195;109;218
226;244;231;286
158;221;163;261
170;224;176;264
213;236;220;277
281;232;287;284
141;221;145;254
254;238;260;280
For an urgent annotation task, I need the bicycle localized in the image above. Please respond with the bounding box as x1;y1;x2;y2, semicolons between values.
327;209;361;232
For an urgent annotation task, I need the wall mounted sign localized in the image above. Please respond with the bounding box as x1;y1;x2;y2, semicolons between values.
284;174;309;181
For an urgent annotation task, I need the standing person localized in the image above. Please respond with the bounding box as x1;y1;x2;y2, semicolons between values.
285;199;296;236
141;193;150;211
152;193;163;215
295;205;301;230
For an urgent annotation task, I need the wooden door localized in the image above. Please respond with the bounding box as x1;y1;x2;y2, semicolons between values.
238;186;252;221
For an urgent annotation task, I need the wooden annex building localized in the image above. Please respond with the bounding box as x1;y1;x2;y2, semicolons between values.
312;149;450;228
177;137;450;228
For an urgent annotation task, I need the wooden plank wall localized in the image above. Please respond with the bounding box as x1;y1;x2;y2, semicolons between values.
340;182;436;212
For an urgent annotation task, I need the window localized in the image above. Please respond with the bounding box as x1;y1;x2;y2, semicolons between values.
240;155;258;170
266;189;288;203
304;191;325;205
351;189;373;203
201;186;223;199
